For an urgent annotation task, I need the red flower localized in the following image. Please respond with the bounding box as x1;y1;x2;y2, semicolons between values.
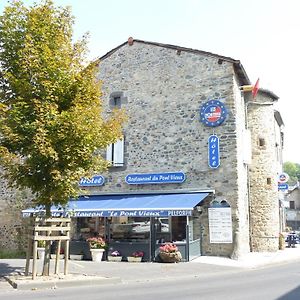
159;243;178;253
131;251;144;257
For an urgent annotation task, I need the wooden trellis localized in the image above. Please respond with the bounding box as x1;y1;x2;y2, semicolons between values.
25;217;71;280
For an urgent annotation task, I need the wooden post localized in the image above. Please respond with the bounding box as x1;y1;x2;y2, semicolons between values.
25;216;34;276
64;219;70;275
25;217;71;279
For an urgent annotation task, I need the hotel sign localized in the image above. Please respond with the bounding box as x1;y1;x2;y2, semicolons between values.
125;172;186;185
79;175;105;187
208;135;220;168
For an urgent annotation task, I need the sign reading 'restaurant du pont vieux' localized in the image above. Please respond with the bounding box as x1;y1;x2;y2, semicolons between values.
125;172;186;185
200;99;228;127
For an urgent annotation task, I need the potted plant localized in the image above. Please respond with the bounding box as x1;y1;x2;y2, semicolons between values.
127;251;144;262
107;250;122;262
37;240;46;260
159;243;182;263
86;236;107;262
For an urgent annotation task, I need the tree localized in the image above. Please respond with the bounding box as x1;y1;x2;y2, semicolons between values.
283;162;300;185
0;0;125;211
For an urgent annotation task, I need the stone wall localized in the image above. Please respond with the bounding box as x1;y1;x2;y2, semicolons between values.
96;41;251;257
0;176;33;251
247;93;281;251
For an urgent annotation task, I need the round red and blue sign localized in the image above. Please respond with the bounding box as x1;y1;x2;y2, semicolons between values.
200;99;228;127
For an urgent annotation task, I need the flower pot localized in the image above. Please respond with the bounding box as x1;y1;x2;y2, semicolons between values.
159;251;182;263
70;254;84;260
90;248;105;262
107;255;122;262
37;247;45;260
127;256;142;263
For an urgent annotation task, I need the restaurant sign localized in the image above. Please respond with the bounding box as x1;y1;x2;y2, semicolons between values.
49;209;193;218
125;172;186;185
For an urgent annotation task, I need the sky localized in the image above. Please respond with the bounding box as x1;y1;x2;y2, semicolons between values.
0;0;300;164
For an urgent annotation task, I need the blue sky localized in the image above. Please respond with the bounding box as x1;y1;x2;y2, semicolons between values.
1;0;300;164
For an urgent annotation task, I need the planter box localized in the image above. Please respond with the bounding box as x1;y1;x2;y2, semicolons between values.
107;256;122;262
127;256;142;263
70;254;84;260
159;251;182;263
51;254;64;259
37;248;45;260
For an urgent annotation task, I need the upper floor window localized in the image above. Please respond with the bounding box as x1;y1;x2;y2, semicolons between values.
109;92;126;109
106;138;124;167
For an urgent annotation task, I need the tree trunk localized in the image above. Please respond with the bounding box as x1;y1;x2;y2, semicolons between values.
42;204;51;276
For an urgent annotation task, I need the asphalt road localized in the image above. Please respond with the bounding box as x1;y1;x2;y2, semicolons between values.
1;260;300;300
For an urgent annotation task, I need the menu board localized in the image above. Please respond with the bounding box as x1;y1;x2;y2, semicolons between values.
208;207;233;243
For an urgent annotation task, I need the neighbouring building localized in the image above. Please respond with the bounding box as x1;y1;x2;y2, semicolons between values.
19;38;285;261
285;183;300;230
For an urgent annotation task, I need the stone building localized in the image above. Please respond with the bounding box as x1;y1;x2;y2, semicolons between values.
11;38;285;260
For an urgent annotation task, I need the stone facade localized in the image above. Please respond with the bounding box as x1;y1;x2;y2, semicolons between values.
92;38;284;257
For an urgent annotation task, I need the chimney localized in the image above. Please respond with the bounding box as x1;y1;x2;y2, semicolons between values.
128;37;134;46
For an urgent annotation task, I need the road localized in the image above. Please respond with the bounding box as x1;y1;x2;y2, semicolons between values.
1;261;300;300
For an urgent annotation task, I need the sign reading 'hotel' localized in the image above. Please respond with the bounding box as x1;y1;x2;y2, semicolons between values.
125;172;186;185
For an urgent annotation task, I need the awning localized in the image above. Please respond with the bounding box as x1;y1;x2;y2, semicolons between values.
22;192;209;218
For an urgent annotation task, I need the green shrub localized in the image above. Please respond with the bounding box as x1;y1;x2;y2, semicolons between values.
0;250;26;259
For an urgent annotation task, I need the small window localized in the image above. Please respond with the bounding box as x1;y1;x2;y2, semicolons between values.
106;138;124;167
259;138;265;147
290;201;295;209
112;96;121;108
267;177;272;185
109;92;126;109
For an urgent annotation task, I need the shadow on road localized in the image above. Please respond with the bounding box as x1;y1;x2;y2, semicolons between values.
0;262;25;278
276;285;300;300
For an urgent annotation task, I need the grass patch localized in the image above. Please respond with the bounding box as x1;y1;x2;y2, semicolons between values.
0;249;26;259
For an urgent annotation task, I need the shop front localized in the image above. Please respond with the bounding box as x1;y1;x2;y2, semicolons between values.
23;192;212;262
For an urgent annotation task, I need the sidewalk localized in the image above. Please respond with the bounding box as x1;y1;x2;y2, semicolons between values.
1;246;300;290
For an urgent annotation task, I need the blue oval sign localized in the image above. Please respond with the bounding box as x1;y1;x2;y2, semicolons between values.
200;99;228;127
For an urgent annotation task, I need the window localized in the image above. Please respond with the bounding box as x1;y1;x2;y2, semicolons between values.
290;201;295;209
259;138;265;147
109;92;126;109
106;138;124;167
112;96;121;108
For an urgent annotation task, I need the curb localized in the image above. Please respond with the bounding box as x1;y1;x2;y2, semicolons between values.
4;274;121;290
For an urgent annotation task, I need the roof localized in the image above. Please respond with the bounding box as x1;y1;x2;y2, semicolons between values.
95;38;251;86
259;88;279;101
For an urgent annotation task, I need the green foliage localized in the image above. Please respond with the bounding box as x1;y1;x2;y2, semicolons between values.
0;249;26;258
0;0;125;210
283;161;300;185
